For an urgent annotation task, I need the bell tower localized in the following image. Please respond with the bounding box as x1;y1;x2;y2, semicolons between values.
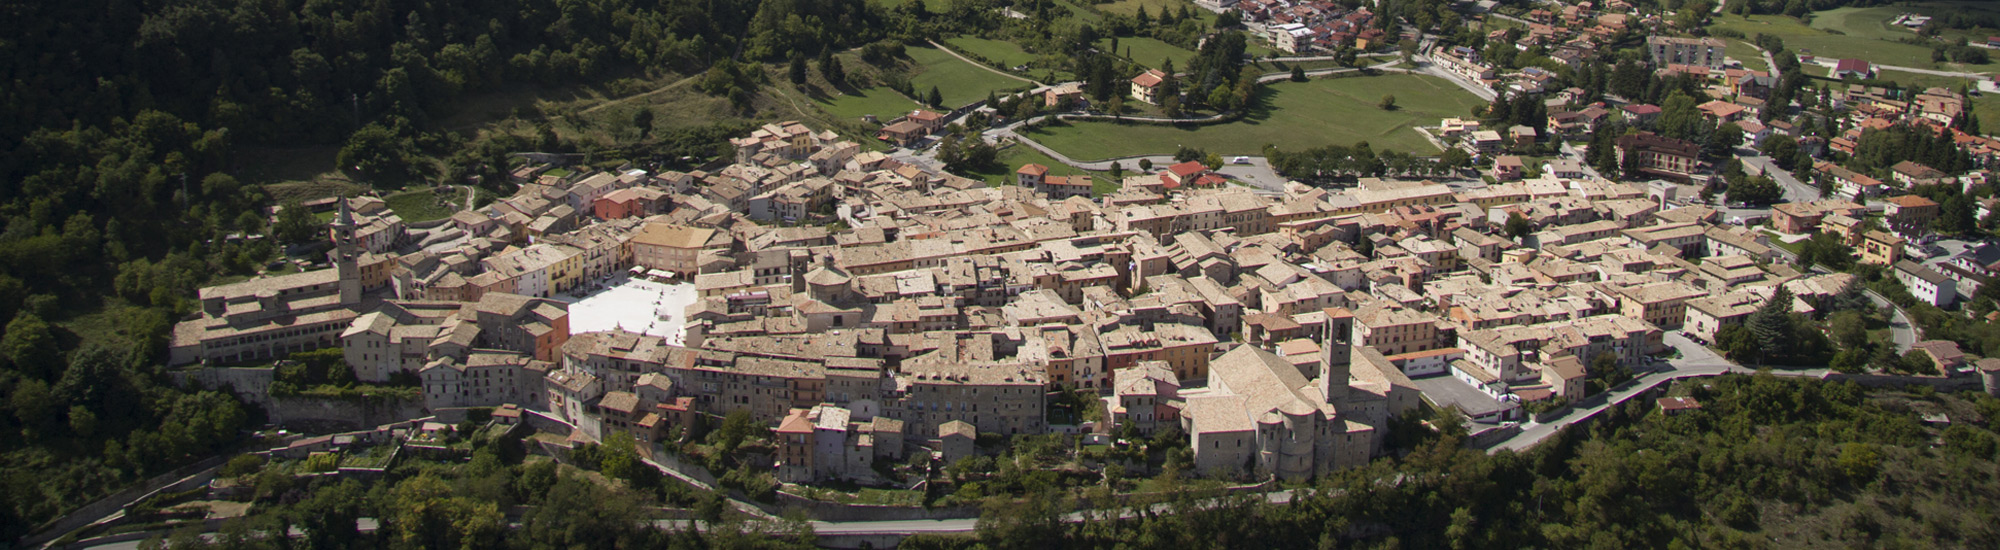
330;198;362;305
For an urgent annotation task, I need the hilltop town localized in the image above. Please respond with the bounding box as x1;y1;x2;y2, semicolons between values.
159;0;2000;497
16;0;2000;547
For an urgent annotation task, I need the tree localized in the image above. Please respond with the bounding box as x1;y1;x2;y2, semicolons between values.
927;86;944;108
1162;96;1182;118
1796;231;1855;272
385;475;504;550
1829;310;1869;352
1707;122;1744;158
1379;94;1397;110
274;200;320;246
1109;162;1123;179
1760;134;1800;169
1726;175;1781;206
1209;85;1236;111
1505;211;1533;241
1290;66;1307;82
822;56;845;86
290;480;366;550
336;123;421;187
631;108;654;139
1747;286;1797;365
2;313;62;380
787;54;808;84
1440;148;1471;172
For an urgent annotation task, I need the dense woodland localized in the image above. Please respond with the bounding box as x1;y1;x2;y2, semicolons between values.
915;375;2000;549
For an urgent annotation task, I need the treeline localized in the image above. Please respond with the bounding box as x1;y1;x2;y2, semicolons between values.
4;0;887;147
145;432;814;550
921;374;2000;549
1;334;250;541
1267;142;1471;182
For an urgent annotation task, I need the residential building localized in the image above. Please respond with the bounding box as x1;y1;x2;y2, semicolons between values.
1132;70;1169;105
1895;260;1957;307
1616;132;1702;182
1645;36;1725;69
1861;230;1906;265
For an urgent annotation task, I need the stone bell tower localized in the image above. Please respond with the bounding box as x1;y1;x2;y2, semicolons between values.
330;198;362;305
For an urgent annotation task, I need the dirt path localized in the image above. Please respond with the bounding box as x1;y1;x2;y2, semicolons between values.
927;39;1044;87
580;75;701;115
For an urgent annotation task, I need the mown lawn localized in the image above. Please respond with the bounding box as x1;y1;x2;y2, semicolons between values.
904;46;1036;107
1724;39;1769;72
1709;13;1997;72
1097;36;1197;71
946;36;1041;69
1022;73;1479;160
815;86;923;122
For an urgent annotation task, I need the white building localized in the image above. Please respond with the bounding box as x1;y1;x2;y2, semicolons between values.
1895;260;1958;308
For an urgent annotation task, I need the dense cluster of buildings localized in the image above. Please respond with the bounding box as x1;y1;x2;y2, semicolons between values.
177;105;1913;485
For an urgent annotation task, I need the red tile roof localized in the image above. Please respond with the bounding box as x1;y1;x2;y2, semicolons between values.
1132;69;1166;88
1017;163;1049;176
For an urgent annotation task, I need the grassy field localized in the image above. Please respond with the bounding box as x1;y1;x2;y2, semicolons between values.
904;46;1036;107
1709;13;1996;72
815;86;924;121
1811;3;2000;44
946;36;1041;69
384;187;458;223
972;146;1079;185
1022;73;1479;159
1724;39;1770;72
813;46;1031;119
1096;36;1197;71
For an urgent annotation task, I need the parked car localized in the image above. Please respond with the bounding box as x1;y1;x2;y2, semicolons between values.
1231;156;1252;165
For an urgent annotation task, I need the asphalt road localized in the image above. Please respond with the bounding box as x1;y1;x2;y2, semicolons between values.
1739;151;1819;203
1864;290;1919;354
1486;332;1748;453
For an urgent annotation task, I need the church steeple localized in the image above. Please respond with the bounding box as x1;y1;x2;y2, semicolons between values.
331;197;361;305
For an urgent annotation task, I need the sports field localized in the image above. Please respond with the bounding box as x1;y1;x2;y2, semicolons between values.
1021;73;1479;160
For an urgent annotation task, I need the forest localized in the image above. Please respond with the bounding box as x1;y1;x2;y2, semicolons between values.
917;374;2000;549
